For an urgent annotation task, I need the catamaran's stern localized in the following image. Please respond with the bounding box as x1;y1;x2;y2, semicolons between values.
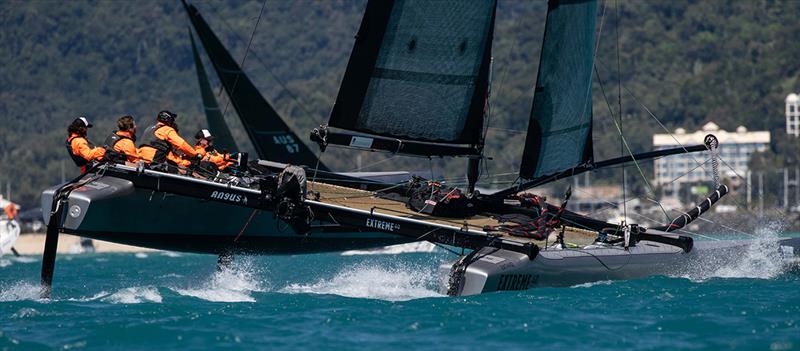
440;248;537;296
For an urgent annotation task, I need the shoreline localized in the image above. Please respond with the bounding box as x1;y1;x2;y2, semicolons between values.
11;233;159;255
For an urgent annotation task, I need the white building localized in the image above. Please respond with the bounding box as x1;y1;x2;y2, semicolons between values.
653;122;770;197
787;93;800;137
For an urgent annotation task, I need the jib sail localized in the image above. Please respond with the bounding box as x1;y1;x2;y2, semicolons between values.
518;0;597;180
183;1;325;169
323;0;495;156
189;31;238;152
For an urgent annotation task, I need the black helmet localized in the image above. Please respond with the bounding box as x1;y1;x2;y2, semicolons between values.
156;110;177;124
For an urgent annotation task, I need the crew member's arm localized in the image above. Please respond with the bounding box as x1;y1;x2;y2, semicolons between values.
114;139;142;162
206;152;234;170
72;138;106;161
164;129;200;158
167;152;192;168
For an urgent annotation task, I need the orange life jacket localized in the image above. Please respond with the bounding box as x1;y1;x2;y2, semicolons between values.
4;204;17;220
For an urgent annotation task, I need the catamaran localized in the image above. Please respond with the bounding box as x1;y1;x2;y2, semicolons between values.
39;0;800;297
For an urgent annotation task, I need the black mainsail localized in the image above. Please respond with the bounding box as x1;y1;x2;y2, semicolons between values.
189;31;238;152
183;1;325;169
518;0;597;181
319;0;496;157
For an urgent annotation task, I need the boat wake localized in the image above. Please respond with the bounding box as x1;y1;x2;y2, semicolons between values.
0;256;37;268
171;258;267;303
570;280;615;289
281;261;442;301
340;242;438;256
0;281;41;302
682;220;791;281
102;286;162;304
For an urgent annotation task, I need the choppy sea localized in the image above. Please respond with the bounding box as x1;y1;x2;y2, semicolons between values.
1;234;799;350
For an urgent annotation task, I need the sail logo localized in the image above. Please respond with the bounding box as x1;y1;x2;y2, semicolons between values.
365;218;399;232
273;134;300;154
210;190;246;204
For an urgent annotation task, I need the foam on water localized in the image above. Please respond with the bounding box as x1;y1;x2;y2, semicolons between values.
171;258;266;303
68;291;111;302
10;256;37;264
684;220;789;281
102;286;162;304
281;262;442;301
340;242;438;256
0;256;37;267
10;307;40;319
0;282;41;302
571;280;615;289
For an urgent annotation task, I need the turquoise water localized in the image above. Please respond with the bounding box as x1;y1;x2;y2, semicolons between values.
1;244;799;350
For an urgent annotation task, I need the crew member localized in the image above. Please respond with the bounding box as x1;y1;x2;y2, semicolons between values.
66;116;106;173
104;115;141;163
194;129;235;171
138;110;199;168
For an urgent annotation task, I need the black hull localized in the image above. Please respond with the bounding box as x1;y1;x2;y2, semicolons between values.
66;229;410;255
43;170;413;255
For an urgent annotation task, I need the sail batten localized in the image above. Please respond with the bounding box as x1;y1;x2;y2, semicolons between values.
325;0;495;156
183;1;326;170
518;0;598;180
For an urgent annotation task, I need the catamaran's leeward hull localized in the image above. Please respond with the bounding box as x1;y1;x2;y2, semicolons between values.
42;176;411;255
444;237;800;296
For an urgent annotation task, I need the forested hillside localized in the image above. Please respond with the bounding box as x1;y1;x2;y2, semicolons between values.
1;0;799;209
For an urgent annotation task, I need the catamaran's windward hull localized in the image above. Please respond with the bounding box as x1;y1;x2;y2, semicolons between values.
42;176;411;255
444;237;800;296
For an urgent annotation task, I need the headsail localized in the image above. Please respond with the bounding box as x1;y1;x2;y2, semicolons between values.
189;30;238;152
183;1;326;169
321;0;496;156
518;0;597;180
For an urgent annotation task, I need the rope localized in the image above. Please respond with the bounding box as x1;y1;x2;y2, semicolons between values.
233;209;260;242
206;5;319;120
346;154;397;172
594;65;670;222
615;0;626;224
218;0;268;120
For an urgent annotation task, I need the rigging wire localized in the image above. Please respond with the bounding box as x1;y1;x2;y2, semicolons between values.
486;4;526;150
612;73;783;221
594;65;670;222
615;0;627;224
563;180;730;241
345;154;397;173
592;60;773;225
217;0;269;123
205;2;319;120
